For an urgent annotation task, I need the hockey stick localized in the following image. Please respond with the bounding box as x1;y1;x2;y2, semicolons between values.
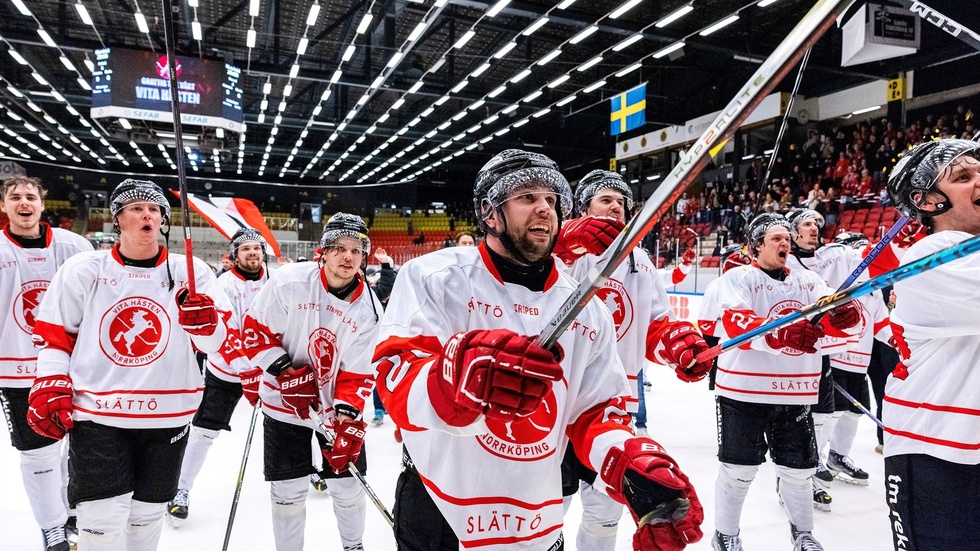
809;214;911;325
160;0;196;293
309;408;395;528
893;1;980;52
832;380;884;430
221;403;261;551
696;232;980;363
535;0;851;349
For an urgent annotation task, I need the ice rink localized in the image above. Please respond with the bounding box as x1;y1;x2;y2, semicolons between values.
1;364;894;550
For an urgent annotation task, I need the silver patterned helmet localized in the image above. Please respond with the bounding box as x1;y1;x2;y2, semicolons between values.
473;149;572;231
575;169;634;213
319;212;370;257
888;138;980;222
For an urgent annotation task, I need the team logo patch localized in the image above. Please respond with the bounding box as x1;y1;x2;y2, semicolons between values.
477;389;560;462
769;299;805;357
595;278;632;341
13;280;48;334
308;328;337;383
99;298;170;367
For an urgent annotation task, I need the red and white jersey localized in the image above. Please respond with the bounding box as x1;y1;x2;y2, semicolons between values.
33;246;230;429
0;224;92;388
658;262;692;287
243;262;382;428
698;264;845;405
564;249;672;412
829;291;892;374
374;244;632;551
206;267;268;383
885;231;980;465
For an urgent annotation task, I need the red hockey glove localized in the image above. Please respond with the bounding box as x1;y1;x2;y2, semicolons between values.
240;367;264;407
429;329;563;425
600;438;704;551
656;322;712;382
765;319;824;354
175;288;218;336
277;365;319;420
827;301;861;331
323;418;367;474
552;216;625;263
27;375;74;440
680;248;697;266
895;220;924;248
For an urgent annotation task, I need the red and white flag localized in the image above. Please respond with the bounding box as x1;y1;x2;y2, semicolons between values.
176;192;282;257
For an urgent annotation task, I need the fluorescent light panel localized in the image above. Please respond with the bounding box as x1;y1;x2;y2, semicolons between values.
699;14;739;36
655;4;693;28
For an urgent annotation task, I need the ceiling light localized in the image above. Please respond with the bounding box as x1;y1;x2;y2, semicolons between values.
386;52;403;68
60;56;77;71
569;25;598;44
10;0;31;16
37;30;57;48
471;63;492;78
331;70;343;84
486;0;510;17
469;99;486;110
118;118;132;129
289;64;300;78
377;113;390;123
532;108;550;118
538;49;562;65
556;0;575;9
7;50;28;65
700;14;739;36
583;80;606;93
655;4;693;28
609;0;643;19
450;80;469;93
652;41;685;58
260;99;269;110
134;11;149;34
32;73;49;86
307;2;321;26
408;81;424;94
407;22;427;42
510;69;532;83
370;76;384;89
523;91;542;103
391;98;405;110
547;75;570;88
83;58;95;72
488;85;507;98
75;2;94;25
453;30;476;49
257;113;266;123
495;128;509;136
356;13;373;34
852;105;881;115
191;20;203;41
283;84;293;97
77;77;92;90
613;35;643;52
523;17;548;36
615;62;642;77
493;42;517;59
758;0;779;6
278;100;287;111
320;89;332;101
556;94;577;107
247;27;257;47
297;37;309;55
434;95;450;106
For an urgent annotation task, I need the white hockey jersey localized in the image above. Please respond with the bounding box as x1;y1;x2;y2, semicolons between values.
33;246;230;429
564;249;672;412
0;224;92;388
374;244;633;551
243;262;382;428
206;267;268;383
658;262;692;287
698;264;852;405
885;231;980;465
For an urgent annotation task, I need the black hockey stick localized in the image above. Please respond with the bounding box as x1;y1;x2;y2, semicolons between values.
696;232;980;362
535;0;852;349
895;1;980;52
160;0;196;292
221;403;261;551
833;380;884;430
309;408;395;528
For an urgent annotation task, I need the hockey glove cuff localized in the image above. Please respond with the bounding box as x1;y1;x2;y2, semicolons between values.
277;365;319;420
323;417;367;474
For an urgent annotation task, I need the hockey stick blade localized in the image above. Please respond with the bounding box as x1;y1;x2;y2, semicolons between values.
309;408;395;528
534;0;850;350
697;232;980;362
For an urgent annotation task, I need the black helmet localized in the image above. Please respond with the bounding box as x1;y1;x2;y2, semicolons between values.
319;213;370;256
834;231;870;249
230;228;266;259
473;149;571;232
746;212;791;254
888;138;980;222
575;169;634;213
109;179;171;222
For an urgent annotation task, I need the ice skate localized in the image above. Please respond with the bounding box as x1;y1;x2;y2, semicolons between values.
813;458;834;488
372;411;384;427
711;530;744;551
310;471;328;492
827;450;869;486
791;524;824;551
65;516;78;550
812;479;832;512
166;489;189;527
41;525;70;551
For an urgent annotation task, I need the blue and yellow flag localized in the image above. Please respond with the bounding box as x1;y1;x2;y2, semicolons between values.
610;83;646;136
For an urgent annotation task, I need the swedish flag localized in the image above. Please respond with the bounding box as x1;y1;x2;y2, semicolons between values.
610;83;646;136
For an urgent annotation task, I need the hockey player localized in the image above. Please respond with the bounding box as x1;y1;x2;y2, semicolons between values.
166;228;270;525
27;178;229;551
374;150;704;551
698;212;862;551
242;212;382;551
0;176;93;551
883;138;980;551
553;169;711;550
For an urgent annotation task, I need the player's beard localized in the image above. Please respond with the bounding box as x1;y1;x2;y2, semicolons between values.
503;224;555;265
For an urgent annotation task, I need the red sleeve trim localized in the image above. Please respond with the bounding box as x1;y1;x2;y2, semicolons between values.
32;320;77;354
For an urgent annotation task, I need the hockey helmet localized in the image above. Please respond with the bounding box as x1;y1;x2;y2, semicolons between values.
746;212;791;254
575;169;634;213
473;149;572;231
888;138;980;222
230;227;266;259
319;212;370;257
834;231;870;249
109;179;171;222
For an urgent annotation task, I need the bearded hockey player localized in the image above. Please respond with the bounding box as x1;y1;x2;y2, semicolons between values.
374;149;704;551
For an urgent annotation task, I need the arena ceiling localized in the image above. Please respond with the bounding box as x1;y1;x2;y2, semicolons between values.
0;0;976;193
